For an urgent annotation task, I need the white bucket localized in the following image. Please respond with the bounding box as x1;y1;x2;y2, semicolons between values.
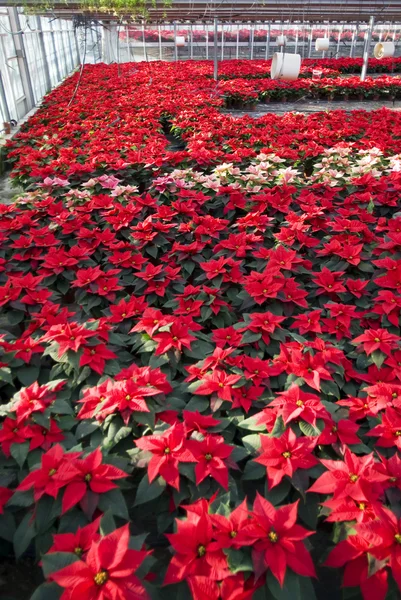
277;35;287;46
315;38;329;51
312;69;323;80
175;36;186;47
271;52;301;81
374;41;395;58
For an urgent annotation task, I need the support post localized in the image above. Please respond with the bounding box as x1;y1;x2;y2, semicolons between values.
250;23;254;60
102;22;118;64
36;16;51;91
158;25;162;60
308;25;313;57
0;70;11;123
361;16;374;81
336;25;342;57
7;7;35;110
174;22;178;61
236;24;239;59
266;22;270;59
221;24;224;60
142;23;146;61
190;24;193;59
213;18;218;80
295;26;299;54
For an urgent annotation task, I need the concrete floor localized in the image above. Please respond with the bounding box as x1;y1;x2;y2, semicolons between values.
0;173;23;204
225;99;401;116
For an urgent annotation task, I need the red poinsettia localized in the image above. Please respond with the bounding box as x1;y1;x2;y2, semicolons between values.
244;494;316;585
50;524;150;599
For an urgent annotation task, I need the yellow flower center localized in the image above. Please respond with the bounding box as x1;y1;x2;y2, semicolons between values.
396;431;401;437
349;473;359;483
282;451;292;459
48;468;57;476
395;534;401;544
74;547;83;556
268;531;278;543
164;447;171;454
357;503;366;511
296;399;303;407
230;531;237;538
198;545;206;557
332;426;338;433
94;570;108;586
374;338;380;343
85;473;92;482
205;453;213;461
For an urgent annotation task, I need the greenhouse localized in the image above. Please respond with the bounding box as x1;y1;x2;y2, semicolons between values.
2;1;401;599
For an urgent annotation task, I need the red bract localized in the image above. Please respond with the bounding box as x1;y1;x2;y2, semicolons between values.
255;428;317;488
135;424;194;490
352;328;400;356
186;434;233;489
244;494;316;585
55;448;127;514
308;448;388;502
50;524;150;599
165;510;228;585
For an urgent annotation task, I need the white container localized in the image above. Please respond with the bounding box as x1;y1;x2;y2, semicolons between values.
175;36;186;47
374;41;395;59
277;35;287;46
315;38;330;52
312;69;323;80
271;52;301;81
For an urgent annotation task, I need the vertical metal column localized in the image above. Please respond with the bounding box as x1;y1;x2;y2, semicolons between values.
206;25;208;60
250;23;254;59
295;26;299;54
308;25;313;57
336;25;342;57
7;7;35;111
67;22;75;68
266;22;270;59
142;24;146;61
350;24;358;58
213;18;218;80
236;24;239;59
190;24;193;59
0;70;11;123
36;16;51;91
221;24;224;60
74;27;81;64
174;22;178;61
158;25;162;61
50;20;61;80
361;16;374;81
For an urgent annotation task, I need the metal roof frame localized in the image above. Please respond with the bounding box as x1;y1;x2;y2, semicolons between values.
5;0;401;23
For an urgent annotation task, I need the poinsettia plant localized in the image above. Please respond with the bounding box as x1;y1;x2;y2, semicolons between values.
3;59;401;600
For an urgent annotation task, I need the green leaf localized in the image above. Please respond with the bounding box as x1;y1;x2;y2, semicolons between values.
0;367;13;384
98;488;128;519
299;420;321;437
184;340;214;360
100;511;116;535
371;350;386;369
238;415;266;432
265;477;291;505
13;511;36;558
225;548;254;574
30;582;63;600
266;570;317;600
270;415;286;438
134;474;166;506
0;512;16;542
242;460;266;481
10;441;30;468
41;552;80;578
17;365;40;386
241;331;262;345
242;434;261;454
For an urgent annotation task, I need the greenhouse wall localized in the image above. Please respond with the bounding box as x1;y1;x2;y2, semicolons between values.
0;8;101;126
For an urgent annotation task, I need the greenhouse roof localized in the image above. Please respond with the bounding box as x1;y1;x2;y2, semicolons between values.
7;0;401;23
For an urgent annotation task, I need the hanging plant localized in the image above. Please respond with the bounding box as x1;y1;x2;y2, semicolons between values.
23;0;172;19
